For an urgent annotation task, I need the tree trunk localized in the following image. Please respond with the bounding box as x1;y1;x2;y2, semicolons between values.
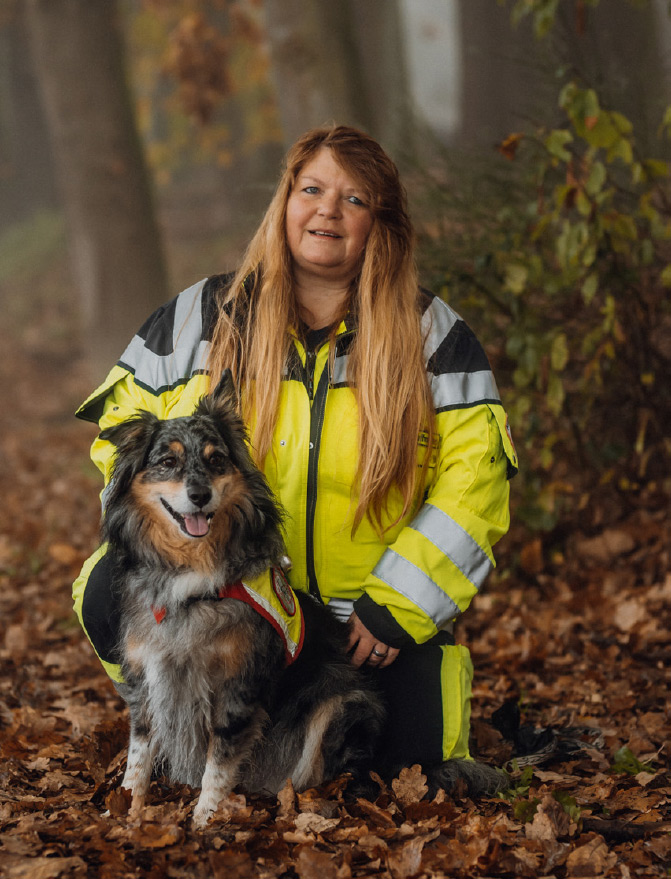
24;0;168;374
458;0;545;148
262;0;361;146
351;0;413;157
262;0;412;157
0;5;58;230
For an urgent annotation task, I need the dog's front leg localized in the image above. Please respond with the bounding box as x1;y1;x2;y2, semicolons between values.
192;703;265;828
120;710;155;817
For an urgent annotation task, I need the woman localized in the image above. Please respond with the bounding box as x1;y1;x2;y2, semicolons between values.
74;125;517;790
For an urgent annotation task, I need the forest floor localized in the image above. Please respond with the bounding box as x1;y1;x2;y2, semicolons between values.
0;323;669;879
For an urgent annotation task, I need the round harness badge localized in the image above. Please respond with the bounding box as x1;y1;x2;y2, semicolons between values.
272;567;296;616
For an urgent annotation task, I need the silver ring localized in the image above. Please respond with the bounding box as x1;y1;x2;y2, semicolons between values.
371;647;388;657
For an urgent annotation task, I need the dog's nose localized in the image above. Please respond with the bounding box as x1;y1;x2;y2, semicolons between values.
188;485;212;509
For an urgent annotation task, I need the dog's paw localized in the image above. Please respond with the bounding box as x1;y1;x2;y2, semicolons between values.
129;793;146;821
192;801;215;829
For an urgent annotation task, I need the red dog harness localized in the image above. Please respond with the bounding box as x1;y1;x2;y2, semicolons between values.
150;568;305;665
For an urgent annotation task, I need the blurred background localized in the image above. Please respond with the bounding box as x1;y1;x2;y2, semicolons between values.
2;0;671;543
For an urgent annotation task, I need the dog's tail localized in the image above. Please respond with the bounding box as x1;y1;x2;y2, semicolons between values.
426;758;507;799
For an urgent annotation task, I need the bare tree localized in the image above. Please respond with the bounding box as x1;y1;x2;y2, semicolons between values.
24;0;168;373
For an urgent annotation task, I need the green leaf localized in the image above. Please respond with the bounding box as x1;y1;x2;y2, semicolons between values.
660;264;671;287
551;333;569;371
612;746;653;775
607;136;634;165
545;129;573;161
553;791;582;822
609;111;633;136
576;189;592;217
660;104;671;138
558;81;577;111
504;263;529;294
547;371;565;416
606;212;638;242
582;272;599;304
514;798;540;822
585;161;606;196
642;159;669;179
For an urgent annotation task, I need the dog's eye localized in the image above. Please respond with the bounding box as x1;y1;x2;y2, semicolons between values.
207;453;228;471
159;456;178;469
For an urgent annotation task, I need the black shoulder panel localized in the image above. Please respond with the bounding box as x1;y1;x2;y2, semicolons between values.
427;320;491;376
137;298;177;357
201;273;234;340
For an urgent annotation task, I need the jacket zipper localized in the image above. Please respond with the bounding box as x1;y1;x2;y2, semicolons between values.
304;348;329;600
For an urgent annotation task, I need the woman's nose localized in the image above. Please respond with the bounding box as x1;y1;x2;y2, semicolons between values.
317;192;341;218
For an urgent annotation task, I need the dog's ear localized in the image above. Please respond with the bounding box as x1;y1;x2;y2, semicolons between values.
100;411;159;454
212;368;236;403
100;412;159;485
198;368;239;420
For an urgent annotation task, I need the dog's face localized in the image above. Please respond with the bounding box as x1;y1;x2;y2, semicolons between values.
134;418;238;541
100;373;284;571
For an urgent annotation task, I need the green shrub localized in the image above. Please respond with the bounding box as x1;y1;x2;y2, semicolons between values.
416;18;671;531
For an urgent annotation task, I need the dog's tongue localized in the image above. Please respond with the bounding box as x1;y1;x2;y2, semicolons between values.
184;513;210;537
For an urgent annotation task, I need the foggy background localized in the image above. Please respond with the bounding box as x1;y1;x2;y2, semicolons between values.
3;0;670;372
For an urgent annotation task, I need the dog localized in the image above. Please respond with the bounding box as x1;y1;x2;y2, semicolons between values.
99;371;385;826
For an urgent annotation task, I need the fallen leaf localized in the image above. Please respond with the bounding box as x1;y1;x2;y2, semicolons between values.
295;847;342;879
387;835;427;879
294;812;340;835
277;777;296;818
4;856;87;878
566;835;618;876
392;765;428;805
526;795;571;841
613;598;647;633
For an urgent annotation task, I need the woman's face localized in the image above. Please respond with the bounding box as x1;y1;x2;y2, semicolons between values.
285;148;373;287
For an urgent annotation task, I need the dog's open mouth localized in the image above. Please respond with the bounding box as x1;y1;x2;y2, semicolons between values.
160;498;213;538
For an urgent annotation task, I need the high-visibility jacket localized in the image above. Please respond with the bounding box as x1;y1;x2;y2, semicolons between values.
73;275;517;753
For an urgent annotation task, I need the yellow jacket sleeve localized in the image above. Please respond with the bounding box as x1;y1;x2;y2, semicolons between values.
359;402;512;645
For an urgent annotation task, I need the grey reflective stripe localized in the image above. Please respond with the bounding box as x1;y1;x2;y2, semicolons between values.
421;296;460;361
411;503;493;591
326;597;354;623
331;352;350;386
173;279;204;350
431;369;500;409
119;280;211;393
372;551;460;628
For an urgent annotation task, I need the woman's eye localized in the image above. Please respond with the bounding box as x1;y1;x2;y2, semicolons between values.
348;195;366;206
303;186;319;195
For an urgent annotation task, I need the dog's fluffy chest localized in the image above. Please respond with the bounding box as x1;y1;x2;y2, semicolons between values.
121;568;259;676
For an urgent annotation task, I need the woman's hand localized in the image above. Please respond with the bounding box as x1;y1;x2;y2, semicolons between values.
347;612;400;669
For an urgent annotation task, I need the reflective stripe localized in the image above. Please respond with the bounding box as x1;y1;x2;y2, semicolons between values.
326;597;354;623
119;280;211;394
239;579;303;661
372;551;460;628
431;370;500;410
421;296;460;361
411;503;493;591
173;279;204;350
331;353;350;386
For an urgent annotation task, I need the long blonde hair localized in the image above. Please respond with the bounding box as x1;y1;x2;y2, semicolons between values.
208;125;433;532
